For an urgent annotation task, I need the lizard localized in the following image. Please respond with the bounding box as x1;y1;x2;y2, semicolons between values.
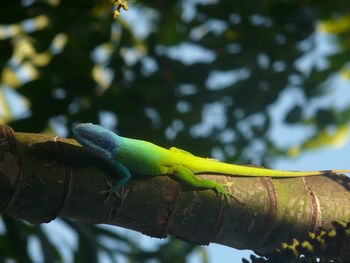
72;123;350;201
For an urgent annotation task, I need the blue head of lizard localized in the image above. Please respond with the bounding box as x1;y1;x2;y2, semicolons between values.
72;123;121;160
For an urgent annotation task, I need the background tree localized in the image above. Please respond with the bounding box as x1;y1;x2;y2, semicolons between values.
0;0;350;262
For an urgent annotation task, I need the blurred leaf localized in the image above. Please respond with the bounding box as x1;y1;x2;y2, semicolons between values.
284;105;302;124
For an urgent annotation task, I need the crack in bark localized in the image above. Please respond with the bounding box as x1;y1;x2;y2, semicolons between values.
303;177;321;233
108;187;130;223
211;195;226;244
162;179;181;238
49;136;72;223
253;177;278;249
0;125;22;214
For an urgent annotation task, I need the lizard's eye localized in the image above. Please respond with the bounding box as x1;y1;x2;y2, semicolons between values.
95;136;115;153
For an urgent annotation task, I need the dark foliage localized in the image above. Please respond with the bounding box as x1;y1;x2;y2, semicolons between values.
1;0;350;262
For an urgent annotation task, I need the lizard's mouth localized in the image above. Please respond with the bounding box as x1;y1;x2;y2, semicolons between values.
72;123;95;145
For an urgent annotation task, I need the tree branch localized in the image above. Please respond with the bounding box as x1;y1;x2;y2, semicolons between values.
0;124;349;254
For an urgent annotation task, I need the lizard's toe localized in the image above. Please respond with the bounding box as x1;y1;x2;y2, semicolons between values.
224;181;233;187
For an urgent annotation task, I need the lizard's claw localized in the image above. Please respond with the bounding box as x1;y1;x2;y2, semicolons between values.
223;181;233;188
99;179;118;204
215;184;244;205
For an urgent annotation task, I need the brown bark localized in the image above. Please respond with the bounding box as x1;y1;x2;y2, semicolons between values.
0;124;349;253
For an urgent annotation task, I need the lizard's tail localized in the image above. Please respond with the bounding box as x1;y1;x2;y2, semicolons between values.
191;159;350;177
233;167;350;177
226;168;350;177
230;167;350;177
318;169;350;175
234;168;350;177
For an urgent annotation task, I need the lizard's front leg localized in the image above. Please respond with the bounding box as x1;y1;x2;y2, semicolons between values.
106;160;131;192
101;160;131;202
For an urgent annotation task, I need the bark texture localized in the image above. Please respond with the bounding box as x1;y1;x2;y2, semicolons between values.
0;124;349;253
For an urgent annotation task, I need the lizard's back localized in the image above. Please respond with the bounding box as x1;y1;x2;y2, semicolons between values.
117;137;170;175
117;137;350;178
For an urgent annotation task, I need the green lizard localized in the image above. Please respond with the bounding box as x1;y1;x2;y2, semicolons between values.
72;123;350;200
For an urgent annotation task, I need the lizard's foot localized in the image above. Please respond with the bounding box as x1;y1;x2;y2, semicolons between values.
223;181;233;188
99;179;119;204
214;185;244;205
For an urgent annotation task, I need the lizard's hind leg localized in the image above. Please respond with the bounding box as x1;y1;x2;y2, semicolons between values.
161;165;239;203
